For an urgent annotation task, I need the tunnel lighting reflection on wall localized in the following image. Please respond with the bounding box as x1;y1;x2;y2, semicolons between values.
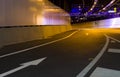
30;0;43;2
30;0;70;25
0;0;70;26
37;15;44;25
95;17;120;28
110;18;120;28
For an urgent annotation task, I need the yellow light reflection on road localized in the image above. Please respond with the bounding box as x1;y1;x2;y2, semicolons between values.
86;33;89;36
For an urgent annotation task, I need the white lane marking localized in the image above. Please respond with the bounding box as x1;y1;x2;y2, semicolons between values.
76;35;109;77
108;48;120;53
107;36;120;43
111;40;116;43
0;57;46;77
0;31;77;59
90;67;120;77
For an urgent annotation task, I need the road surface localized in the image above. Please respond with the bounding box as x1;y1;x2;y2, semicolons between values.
0;29;120;77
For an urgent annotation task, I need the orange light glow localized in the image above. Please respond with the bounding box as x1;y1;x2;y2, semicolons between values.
37;15;44;25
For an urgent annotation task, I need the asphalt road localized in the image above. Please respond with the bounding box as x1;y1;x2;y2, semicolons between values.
0;29;120;77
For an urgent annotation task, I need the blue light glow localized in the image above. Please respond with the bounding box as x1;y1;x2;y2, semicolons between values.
71;8;81;13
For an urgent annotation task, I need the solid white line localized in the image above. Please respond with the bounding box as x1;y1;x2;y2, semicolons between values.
108;48;120;53
76;35;109;77
111;40;116;43
0;31;77;59
90;67;120;77
107;36;120;43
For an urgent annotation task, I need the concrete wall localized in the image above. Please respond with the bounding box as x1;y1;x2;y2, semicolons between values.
0;25;72;48
42;25;71;38
0;0;70;26
0;0;72;48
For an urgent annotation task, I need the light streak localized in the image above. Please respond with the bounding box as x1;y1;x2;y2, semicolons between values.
88;0;98;12
100;0;116;11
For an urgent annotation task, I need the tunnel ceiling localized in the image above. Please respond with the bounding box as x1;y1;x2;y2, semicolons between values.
49;0;117;12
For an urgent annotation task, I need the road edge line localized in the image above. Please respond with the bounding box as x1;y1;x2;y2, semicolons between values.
76;35;109;77
0;31;78;59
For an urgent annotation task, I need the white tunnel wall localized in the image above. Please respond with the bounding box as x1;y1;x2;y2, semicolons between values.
0;0;70;26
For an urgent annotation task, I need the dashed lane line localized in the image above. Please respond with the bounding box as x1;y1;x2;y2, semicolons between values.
0;31;78;59
111;40;116;43
108;48;120;53
107;35;120;53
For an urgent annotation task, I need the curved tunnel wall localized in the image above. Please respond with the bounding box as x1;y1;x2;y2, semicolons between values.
0;25;71;48
0;0;72;48
0;0;70;26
